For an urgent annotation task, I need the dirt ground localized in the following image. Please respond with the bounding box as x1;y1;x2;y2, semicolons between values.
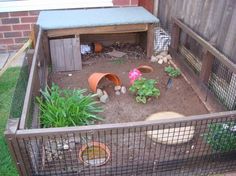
49;55;208;124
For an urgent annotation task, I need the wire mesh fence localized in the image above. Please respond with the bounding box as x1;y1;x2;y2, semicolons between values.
8;113;236;176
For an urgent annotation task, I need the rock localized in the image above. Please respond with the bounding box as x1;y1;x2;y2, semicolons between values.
163;56;168;63
96;89;103;97
151;55;158;62
121;86;126;94
166;54;172;60
159;51;168;57
103;90;108;96
63;144;69;150
68;73;72;77
115;91;121;95
158;59;163;65
114;85;121;91
100;94;109;103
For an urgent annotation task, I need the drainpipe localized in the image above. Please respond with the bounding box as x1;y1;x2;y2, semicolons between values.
153;0;159;17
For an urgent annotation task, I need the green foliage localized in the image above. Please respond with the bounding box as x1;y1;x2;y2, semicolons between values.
37;84;103;128
204;122;236;152
129;78;160;104
164;66;181;78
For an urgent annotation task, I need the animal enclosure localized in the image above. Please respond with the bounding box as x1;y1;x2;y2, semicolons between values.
5;13;236;176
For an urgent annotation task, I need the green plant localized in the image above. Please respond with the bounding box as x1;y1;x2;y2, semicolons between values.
36;84;103;128
129;78;160;104
204;122;236;152
164;66;181;78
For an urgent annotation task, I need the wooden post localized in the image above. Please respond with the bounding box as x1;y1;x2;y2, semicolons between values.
147;24;155;58
200;51;214;84
5;119;28;176
25;49;34;73
171;21;180;50
225;73;236;110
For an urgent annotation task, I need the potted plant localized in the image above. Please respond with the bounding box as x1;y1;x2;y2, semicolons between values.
204;122;236;152
129;78;160;104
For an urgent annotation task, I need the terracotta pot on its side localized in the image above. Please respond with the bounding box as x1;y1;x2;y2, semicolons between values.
88;73;122;92
93;42;103;53
137;65;154;73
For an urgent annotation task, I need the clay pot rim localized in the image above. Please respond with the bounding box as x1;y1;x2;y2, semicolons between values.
78;142;111;167
88;72;122;92
137;65;154;73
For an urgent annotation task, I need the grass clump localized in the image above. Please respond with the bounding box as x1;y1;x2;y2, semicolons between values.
164;66;181;78
37;84;103;128
129;78;160;104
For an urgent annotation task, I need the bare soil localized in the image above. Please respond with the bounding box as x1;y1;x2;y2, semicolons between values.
49;56;208;124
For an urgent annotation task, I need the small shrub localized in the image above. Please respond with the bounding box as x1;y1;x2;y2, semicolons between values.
36;84;103;128
129;78;160;104
204;122;236;152
164;66;181;78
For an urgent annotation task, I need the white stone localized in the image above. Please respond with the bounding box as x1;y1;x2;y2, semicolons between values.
68;73;72;77
159;51;168;57
158;59;163;65
96;89;103;97
100;94;109;103
151;55;158;62
163;57;168;63
103;90;108;96
63;144;69;150
121;86;126;94
156;54;163;60
115;91;121;95
114;85;121;91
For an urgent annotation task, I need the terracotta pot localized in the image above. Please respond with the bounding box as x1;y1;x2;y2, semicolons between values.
88;73;121;92
79;142;111;166
93;42;103;53
137;65;153;73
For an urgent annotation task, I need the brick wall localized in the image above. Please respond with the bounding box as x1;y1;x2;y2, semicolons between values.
0;11;39;53
0;0;143;53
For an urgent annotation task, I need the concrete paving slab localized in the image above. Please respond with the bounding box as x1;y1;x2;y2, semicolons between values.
0;53;10;69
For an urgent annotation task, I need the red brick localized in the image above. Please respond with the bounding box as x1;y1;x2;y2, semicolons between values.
0;13;9;18
13;24;30;30
0;33;3;38
113;0;130;5
7;44;22;51
29;11;40;16
21;16;38;23
10;11;28;17
0;25;11;32
4;31;22;38
14;37;28;44
131;0;138;5
23;31;31;37
1;18;19;24
0;38;14;45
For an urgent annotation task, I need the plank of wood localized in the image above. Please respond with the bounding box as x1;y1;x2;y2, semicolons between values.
199;51;214;84
50;39;65;72
146;24;155;58
73;36;82;71
63;38;74;71
47;24;148;38
19;28;42;130
170;21;180;51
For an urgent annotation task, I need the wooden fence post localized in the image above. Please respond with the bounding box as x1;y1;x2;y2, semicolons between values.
200;51;214;84
5;119;28;176
171;20;180;50
147;24;155;58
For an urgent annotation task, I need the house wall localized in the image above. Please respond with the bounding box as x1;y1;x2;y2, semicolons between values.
0;0;139;53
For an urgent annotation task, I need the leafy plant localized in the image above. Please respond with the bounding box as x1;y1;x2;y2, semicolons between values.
36;84;103;128
164;66;181;78
204;122;236;152
129;78;160;104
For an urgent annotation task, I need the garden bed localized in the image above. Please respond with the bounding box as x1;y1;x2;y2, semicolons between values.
49;53;209;124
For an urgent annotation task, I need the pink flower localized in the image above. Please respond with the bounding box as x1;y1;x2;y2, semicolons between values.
129;68;142;84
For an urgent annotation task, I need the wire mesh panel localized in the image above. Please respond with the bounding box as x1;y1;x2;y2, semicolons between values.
14;114;236;176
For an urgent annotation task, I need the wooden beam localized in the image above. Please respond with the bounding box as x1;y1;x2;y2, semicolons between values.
19;28;42;130
170;21;180;51
172;17;236;73
146;24;155;58
47;24;148;38
199;51;214;84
